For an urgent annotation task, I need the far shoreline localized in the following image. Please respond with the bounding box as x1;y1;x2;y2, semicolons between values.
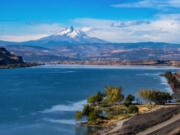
42;63;180;70
48;60;180;68
0;63;44;69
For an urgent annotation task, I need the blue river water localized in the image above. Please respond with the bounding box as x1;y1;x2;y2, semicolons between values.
0;64;179;135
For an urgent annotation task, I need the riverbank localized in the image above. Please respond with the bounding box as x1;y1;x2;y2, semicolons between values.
0;62;44;69
49;60;180;67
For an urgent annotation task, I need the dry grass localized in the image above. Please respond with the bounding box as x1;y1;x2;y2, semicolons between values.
137;104;162;113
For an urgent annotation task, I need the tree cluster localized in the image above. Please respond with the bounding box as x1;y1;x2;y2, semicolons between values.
76;86;172;124
76;86;138;123
138;89;172;104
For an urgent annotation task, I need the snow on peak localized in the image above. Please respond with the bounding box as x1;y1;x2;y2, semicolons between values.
56;26;86;38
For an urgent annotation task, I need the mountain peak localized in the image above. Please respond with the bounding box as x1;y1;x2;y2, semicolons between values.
56;26;84;38
22;26;107;46
68;26;74;32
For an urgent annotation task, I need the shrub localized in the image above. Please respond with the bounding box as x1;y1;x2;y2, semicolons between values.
101;99;109;106
75;111;83;121
88;111;99;122
164;71;175;84
82;105;94;116
123;94;135;107
164;71;173;80
127;105;139;113
88;91;104;105
88;95;98;104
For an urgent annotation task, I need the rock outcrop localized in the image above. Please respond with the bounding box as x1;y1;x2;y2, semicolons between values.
0;47;41;68
164;71;180;99
0;48;24;65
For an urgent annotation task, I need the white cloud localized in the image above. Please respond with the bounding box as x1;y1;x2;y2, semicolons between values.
168;0;180;8
1;14;180;43
73;17;180;43
156;13;180;20
80;27;92;32
0;34;48;42
112;0;180;9
112;20;150;28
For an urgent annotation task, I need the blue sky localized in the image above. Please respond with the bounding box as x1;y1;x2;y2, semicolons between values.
0;0;156;22
0;0;180;43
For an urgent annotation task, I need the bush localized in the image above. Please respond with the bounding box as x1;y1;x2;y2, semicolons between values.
127;105;139;113
164;71;173;80
123;94;135;107
101;99;109;106
88;91;104;105
164;71;176;84
82;105;94;116
88;95;98;104
75;111;83;121
88;111;99;122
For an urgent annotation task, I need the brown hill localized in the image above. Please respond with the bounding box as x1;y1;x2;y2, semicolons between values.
0;48;24;65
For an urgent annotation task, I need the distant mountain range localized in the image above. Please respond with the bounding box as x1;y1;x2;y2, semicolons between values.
0;26;180;62
0;26;107;47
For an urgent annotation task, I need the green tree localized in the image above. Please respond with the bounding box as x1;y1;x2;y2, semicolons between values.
127;105;139;113
87;91;104;105
75;111;83;121
124;94;135;107
164;71;173;80
77;105;101;123
96;91;104;103
104;86;124;104
138;89;172;104
88;95;98;104
164;71;175;84
138;89;153;103
152;91;172;104
88;111;99;123
82;105;94;116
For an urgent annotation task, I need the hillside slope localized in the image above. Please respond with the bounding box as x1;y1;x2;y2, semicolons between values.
0;48;24;65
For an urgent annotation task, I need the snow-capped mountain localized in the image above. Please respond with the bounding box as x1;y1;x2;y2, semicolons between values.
23;26;107;46
55;26;86;38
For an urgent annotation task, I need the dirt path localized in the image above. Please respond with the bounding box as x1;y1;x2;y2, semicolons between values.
137;113;180;135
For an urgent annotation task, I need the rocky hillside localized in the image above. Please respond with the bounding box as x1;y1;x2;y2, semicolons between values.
164;71;180;99
0;48;24;65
